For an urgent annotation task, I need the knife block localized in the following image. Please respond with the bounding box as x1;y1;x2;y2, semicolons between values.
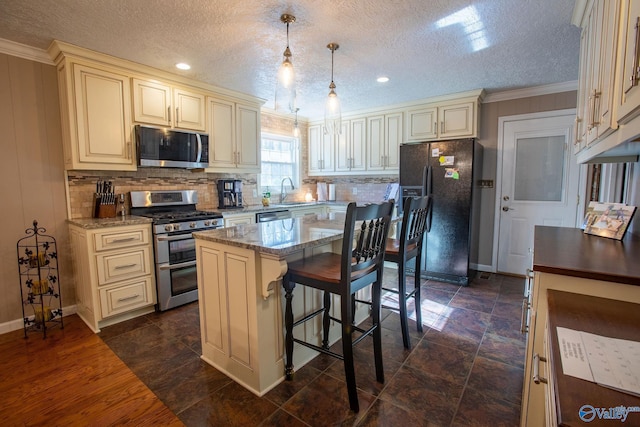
93;194;117;218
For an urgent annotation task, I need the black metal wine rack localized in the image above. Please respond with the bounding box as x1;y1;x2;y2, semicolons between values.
16;220;63;338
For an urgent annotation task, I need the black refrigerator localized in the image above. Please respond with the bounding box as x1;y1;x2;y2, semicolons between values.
399;139;482;285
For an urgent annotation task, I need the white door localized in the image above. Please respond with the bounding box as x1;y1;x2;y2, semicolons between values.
495;110;581;275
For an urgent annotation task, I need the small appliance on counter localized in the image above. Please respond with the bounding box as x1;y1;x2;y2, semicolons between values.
217;179;243;208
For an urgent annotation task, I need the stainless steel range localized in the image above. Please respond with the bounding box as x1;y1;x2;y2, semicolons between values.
130;190;223;311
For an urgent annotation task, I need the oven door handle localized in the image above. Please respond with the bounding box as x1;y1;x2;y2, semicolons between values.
158;260;197;270
157;233;193;242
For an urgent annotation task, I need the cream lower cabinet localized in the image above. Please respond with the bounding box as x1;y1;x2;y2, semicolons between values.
222;212;255;227
131;78;206;131
521;271;640;426
56;61;135;170
290;205;327;218
195;238;371;396
68;223;156;332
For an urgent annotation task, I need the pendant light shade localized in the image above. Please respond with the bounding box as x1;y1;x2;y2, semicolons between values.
324;43;342;135
275;14;297;112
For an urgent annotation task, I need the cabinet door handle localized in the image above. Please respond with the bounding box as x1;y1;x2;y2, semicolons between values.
434;122;437;134
591;90;601;127
176;107;179;124
574;116;582;144
532;353;548;384
168;106;171;123
520;297;530;334
631;17;640;87
117;294;140;302
440;121;444;134
114;263;138;270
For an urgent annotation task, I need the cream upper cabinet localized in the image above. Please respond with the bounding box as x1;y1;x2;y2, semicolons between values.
406;107;437;140
206;97;260;172
574;1;620;151
336;119;366;172
308;91;481;176
617;0;640;121
407;101;476;141
57;62;135;171
132;78;206;131
308;124;335;175
367;113;401;172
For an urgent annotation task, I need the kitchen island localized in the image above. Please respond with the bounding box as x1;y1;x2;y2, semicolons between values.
193;212;370;396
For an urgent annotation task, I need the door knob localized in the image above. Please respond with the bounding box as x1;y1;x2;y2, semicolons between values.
503;196;510;201
502;206;511;212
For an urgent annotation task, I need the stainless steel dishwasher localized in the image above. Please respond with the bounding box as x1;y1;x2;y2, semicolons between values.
255;209;292;222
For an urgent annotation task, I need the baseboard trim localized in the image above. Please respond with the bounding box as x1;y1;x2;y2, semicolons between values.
0;305;77;335
470;263;494;273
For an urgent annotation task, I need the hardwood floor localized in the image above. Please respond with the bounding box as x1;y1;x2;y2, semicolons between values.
0;315;183;426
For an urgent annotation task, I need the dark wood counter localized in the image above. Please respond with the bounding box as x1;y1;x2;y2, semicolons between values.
547;290;640;426
533;226;640;286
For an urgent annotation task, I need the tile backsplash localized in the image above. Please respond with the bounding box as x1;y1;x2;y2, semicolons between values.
67;171;398;219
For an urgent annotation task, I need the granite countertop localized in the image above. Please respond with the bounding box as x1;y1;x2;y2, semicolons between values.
194;212;346;256
66;215;153;229
533;225;640;286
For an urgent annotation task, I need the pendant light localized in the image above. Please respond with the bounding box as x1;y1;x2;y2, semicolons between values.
324;43;342;135
275;14;297;112
293;108;301;138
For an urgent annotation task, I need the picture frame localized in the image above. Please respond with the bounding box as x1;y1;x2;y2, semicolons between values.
582;202;637;240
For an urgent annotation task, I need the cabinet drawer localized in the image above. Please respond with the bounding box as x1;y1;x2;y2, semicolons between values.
93;227;149;251
99;276;154;318
96;247;152;285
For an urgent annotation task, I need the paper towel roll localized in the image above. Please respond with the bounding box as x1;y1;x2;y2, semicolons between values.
328;184;336;201
317;182;327;201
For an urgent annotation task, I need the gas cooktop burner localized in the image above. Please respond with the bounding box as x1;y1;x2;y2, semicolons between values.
147;210;222;224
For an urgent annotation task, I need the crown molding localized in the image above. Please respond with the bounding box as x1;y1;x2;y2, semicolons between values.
483;81;578;103
0;38;53;64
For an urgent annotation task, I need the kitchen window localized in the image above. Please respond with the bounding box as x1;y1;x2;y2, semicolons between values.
260;133;300;193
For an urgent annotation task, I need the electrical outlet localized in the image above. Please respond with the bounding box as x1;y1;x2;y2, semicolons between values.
253;189;258;197
352;188;358;195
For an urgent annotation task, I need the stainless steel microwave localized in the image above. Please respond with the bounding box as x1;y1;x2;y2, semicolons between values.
135;125;209;169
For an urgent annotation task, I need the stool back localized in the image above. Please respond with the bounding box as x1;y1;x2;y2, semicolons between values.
342;202;394;283
400;196;432;259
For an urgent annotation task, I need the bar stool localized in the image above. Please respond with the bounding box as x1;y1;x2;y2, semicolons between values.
282;201;394;412
383;195;432;349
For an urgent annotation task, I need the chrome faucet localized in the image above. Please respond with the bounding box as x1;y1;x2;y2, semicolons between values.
280;177;295;203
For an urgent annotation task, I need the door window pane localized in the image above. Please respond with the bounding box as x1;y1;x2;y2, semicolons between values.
514;136;565;201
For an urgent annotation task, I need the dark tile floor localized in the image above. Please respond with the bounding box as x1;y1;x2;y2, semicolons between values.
99;269;526;426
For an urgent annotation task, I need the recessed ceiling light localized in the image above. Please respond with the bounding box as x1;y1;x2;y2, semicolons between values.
377;76;389;83
176;63;191;70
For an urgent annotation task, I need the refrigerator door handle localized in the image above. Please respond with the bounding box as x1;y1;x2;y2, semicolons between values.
421;165;428;197
426;165;433;232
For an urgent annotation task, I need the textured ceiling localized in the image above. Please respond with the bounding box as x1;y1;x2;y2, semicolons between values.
0;0;581;119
